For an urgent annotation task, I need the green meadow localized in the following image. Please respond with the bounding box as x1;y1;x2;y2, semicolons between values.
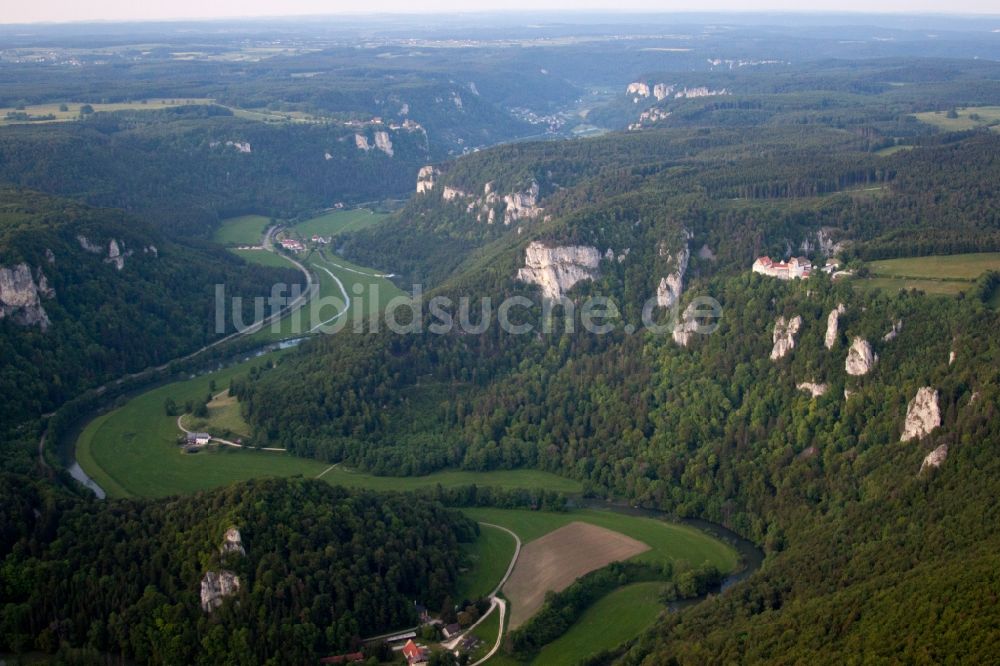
857;252;1000;298
456;524;518;601
530;582;665;666
77;349;581;499
213;214;271;246
291;208;389;237
914;106;1000;132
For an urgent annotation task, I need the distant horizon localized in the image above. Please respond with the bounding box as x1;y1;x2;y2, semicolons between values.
4;4;1000;27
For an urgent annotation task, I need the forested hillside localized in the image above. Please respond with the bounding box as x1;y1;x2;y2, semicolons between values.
0;188;299;469
0;108;431;236
0;476;476;663
240;123;1000;659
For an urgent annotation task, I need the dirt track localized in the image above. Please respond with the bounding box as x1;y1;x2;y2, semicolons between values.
503;521;650;629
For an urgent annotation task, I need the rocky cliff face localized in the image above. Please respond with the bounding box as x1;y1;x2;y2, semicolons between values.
373;131;394;157
920;444;949;473
502;181;543;225
78;235;133;270
797;382;828;398
672;301;702;347
220;527;246;556
824;303;845;349
416;165;439;193
200;570;241;612
442;186;470;201
901;387;941;441
516;241;601;300
0;263;53;330
845;337;877;376
770;315;803;360
656;244;689;309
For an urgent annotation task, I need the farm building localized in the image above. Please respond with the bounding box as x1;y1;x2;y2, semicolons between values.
278;238;305;252
186;432;211;446
442;623;462;639
401;639;428;665
752;256;812;280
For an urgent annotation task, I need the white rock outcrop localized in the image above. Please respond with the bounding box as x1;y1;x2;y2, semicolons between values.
200;570;240;612
225;141;251;153
797;382;828;398
0;263;52;330
516;241;601;300
107;239;125;271
220;527;246;556
416;165;439;193
949;350;956;365
824;303;845;350
442;186;470;201
845;337;877;376
883;319;903;342
626;82;650;98
373;131;393;157
657;245;690;309
920;444;948;473
901;387;941;442
354;134;371;151
652;83;675;100
672;301;702;347
503;181;543;225
770;315;803;360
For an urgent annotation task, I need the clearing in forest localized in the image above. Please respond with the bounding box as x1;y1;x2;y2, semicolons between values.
503;521;649;630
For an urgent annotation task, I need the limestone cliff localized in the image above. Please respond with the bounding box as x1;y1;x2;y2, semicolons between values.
442;186;471;201
845;337;877;376
920;444;948;473
797;382;828;398
416;165;439;193
824;303;845;349
516;241;601;300
373;131;393;157
770;315;803;360
503;181;543;225
672;302;701;347
220;527;246;556
200;570;240;612
0;263;53;330
656;244;689;309
901;387;941;442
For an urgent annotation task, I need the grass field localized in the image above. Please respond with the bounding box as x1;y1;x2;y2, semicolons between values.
504;522;650;629
0;98;215;125
468;605;504;663
457;507;736;663
856;252;1000;297
456;524;518;601
913;106;1000;132
530;582;665;666
291;208;389;237
180;391;251;439
214;214;271;246
77;349;582;498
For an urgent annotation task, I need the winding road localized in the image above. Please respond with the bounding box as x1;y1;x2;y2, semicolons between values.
444;522;522;665
40;224;315;472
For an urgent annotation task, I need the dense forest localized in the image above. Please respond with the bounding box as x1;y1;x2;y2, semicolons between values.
0;188;300;471
0;476;476;663
2;14;1000;665
239;121;1000;659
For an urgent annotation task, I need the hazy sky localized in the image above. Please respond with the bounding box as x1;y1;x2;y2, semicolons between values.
4;1;999;25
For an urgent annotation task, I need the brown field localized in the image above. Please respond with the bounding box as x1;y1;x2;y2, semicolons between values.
503;521;650;629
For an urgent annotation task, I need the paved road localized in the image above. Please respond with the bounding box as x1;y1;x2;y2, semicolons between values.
444;522;522;664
